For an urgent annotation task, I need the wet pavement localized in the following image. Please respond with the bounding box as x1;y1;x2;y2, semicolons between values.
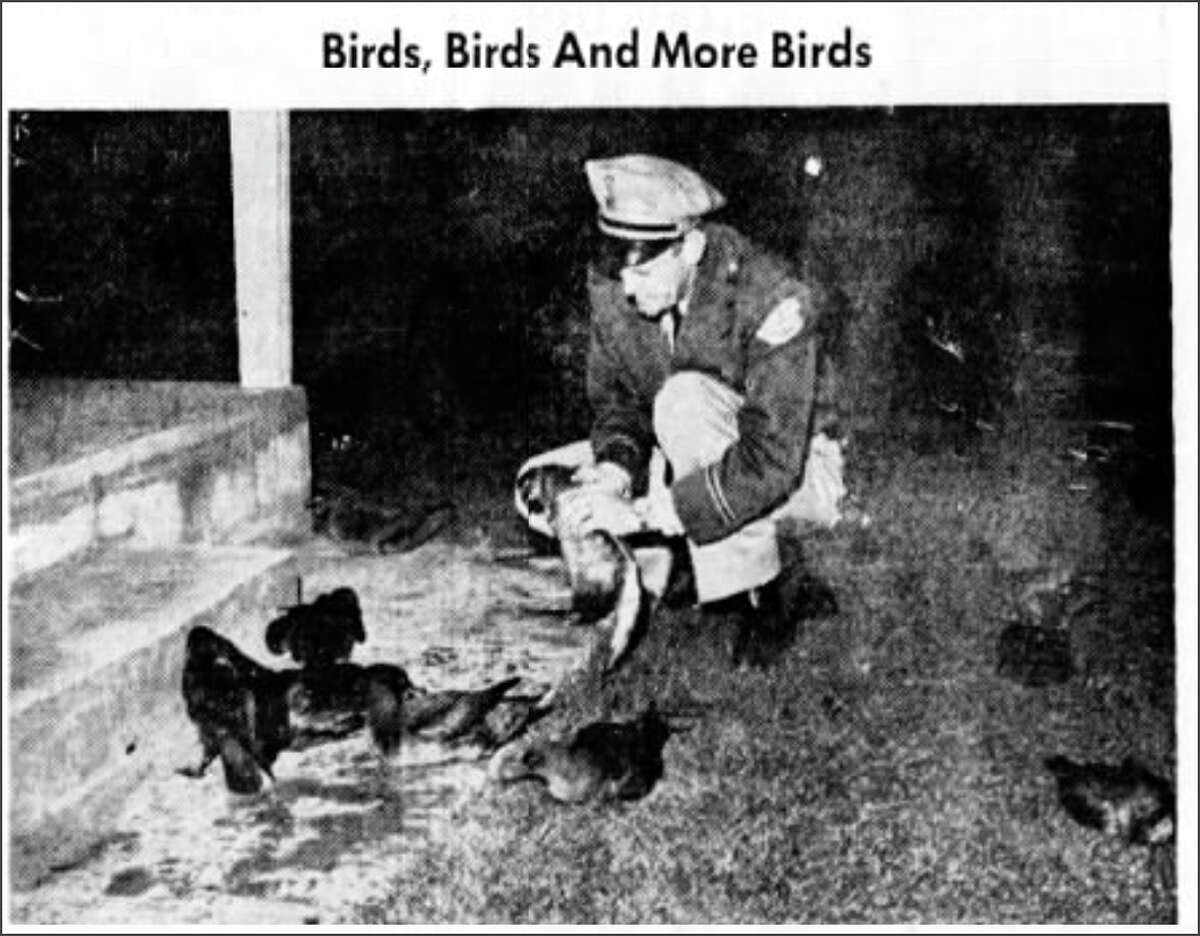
9;535;593;924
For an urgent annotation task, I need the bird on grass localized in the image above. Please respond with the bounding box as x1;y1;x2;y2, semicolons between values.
464;690;556;751
489;704;674;804
285;669;543;756
403;676;533;745
996;621;1074;687
515;463;647;670
1045;755;1175;846
265;586;366;669
178;626;413;792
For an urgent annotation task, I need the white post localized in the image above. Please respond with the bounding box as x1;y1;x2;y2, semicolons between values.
229;111;292;388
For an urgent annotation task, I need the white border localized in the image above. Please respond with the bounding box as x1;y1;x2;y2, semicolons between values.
2;3;1196;933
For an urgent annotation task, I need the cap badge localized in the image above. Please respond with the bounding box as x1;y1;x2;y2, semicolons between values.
756;297;805;346
603;174;617;211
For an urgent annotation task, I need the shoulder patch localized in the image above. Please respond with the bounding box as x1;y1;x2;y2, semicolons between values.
755;296;805;346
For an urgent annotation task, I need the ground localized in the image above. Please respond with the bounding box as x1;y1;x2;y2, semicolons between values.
354;400;1176;925
9;369;1176;924
8;532;592;924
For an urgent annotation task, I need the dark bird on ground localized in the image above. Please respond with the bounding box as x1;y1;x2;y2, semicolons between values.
310;484;457;555
178;626;413;791
404;676;525;744
356;662;416;755
516;463;647;670
178;626;297;794
285;661;413;755
461;691;555;750
282;662;368;743
280;668;544;755
265;586;366;668
1045;755;1175;845
489;704;674;804
996;622;1074;687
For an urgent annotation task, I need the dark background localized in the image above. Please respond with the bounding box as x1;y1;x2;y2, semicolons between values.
7;107;1173;509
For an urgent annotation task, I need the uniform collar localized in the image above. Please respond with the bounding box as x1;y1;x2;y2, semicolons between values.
675;232;714;317
678;268;698;317
685;224;729;316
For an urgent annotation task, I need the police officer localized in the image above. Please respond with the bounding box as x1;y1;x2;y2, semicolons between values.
517;154;845;667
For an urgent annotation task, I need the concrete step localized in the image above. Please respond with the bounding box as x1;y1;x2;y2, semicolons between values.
6;539;602;921
8;379;311;579
7;542;299;889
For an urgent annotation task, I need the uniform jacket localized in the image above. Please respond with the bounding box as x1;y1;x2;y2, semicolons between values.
587;222;833;545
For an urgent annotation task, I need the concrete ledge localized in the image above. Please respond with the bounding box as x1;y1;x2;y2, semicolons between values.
9;379;308;477
7;544;299;889
9;380;311;579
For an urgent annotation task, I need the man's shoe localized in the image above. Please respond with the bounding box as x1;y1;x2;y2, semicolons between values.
711;581;797;670
790;567;839;621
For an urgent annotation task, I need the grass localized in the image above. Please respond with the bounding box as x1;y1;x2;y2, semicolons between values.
300;298;1176;924
334;392;1176;925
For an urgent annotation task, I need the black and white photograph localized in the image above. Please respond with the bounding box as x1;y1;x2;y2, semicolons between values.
3;3;1196;928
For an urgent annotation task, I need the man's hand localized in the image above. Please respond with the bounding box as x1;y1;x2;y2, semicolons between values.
636;486;686;537
572;461;632;498
558;485;687;540
557;488;644;539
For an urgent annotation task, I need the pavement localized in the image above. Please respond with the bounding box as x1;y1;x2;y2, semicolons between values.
7;533;594;925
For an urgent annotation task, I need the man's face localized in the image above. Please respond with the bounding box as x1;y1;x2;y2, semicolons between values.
619;241;688;318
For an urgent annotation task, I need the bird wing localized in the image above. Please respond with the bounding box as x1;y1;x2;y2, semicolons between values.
362;663;413;755
410;677;523;742
604;537;646;670
472;695;552;749
182;674;272;791
514;738;603;804
283;666;366;745
186;626;276;684
570;712;668;801
365;678;405;755
348;610;367;644
218;735;266;794
181;628;293;787
182;630;264;728
570;721;638;779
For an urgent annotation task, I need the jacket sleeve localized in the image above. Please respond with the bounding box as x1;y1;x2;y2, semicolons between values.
585;274;655;492
671;280;820;544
